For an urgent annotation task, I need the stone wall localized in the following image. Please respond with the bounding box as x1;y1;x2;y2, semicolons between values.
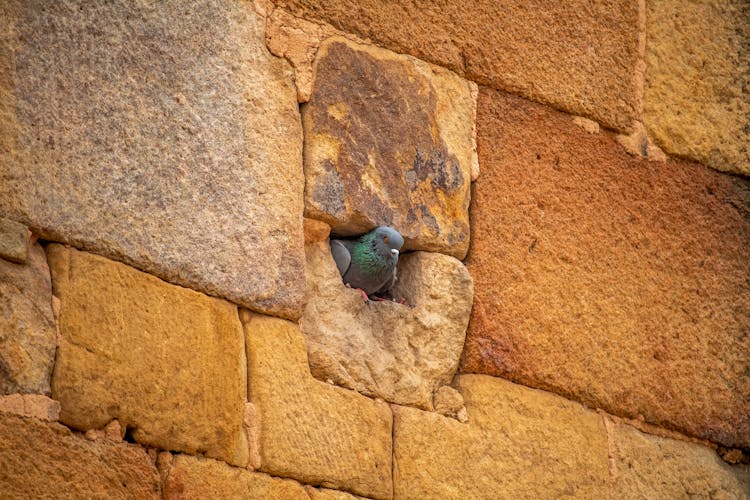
1;0;748;498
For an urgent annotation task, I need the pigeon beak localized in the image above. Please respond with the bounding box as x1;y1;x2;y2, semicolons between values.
391;249;399;256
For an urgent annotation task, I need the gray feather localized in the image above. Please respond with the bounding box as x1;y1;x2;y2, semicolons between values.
329;226;404;296
329;239;351;277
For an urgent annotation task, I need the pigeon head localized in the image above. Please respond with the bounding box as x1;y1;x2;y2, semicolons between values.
372;226;404;256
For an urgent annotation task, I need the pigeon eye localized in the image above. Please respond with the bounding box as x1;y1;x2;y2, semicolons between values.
383;236;389;243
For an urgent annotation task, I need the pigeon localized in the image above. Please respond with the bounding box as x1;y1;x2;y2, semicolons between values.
330;226;404;300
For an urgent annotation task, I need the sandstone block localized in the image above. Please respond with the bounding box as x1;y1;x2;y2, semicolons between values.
162;453;308;499
610;420;750;498
393;374;609;498
463;88;750;448
0;413;160;498
0;217;29;264
0;241;56;394
300;242;473;409
271;0;639;131
244;314;392;499
0;393;60;421
645;0;750;175
48;245;248;466
303;37;477;258
304;217;331;244
0;0;305;319
306;486;367;500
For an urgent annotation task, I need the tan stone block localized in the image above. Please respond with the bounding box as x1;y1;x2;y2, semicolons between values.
271;0;639;131
48;244;248;466
301;242;472;409
0;394;60;421
610;420;750;498
304;217;331;244
244;314;392;499
393;374;609;498
463;88;750;448
0;413;160;498
162;453;308;499
303;37;476;258
306;485;367;500
645;0;750;175
0;217;29;264
0;241;56;394
0;0;305;320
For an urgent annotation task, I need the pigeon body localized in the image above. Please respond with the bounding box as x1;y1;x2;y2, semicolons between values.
330;226;404;297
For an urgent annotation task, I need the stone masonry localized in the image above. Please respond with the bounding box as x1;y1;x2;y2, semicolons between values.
0;0;748;498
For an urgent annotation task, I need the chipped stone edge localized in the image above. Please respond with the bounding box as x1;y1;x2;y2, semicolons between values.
616;121;667;162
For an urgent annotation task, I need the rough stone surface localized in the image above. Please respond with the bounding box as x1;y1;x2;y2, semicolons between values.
432;386;467;422
244;313;392;499
645;0;750;176
0;0;305;320
306;486;367;499
0;413;160;498
301;241;473;409
0;393;60;421
303;37;477;258
271;0;639;132
0;217;28;264
0;241;55;394
393;374;609;498
48;244;248;466
304;217;331;244
610;420;750;498
463;88;750;448
616;121;668;162
161;453;308;499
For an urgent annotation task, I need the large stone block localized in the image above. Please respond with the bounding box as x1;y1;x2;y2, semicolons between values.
271;0;639;132
0;217;29;264
48;244;248;466
303;37;476;258
301;241;472;409
0;241;55;395
610;420;750;497
463;88;750;448
0;0;305;319
393;374;609;498
645;0;750;176
161;454;308;499
0;413;160;498
244;313;392;499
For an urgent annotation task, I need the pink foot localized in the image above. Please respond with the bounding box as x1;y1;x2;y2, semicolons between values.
345;283;370;301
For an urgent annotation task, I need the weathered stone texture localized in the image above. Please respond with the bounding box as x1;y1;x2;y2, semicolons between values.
301;241;472;409
306;486;367;500
0;0;305;319
645;0;750;175
393;374;609;498
304;217;331;244
0;217;28;264
611;420;750;498
0;413;160;498
48;244;248;466
244;313;392;500
272;0;639;131
463;88;750;448
0;241;55;394
0;393;60;421
162;454;308;499
303;37;476;258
